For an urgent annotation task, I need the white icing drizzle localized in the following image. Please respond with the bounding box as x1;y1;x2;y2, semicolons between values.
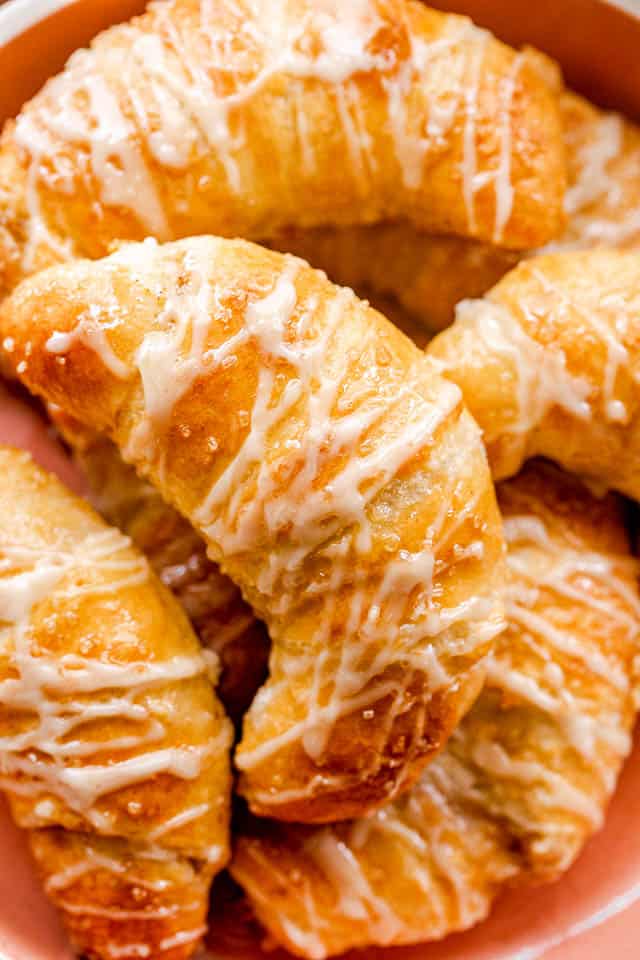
492;52;522;243
560;104;640;249
0;558;67;623
283;4;387;84
529;266;640;424
238;844;330;960
189;262;489;772
468;740;604;828
10;112;75;271
471;495;638;818
239;758;515;958
437;259;640;454
10;0;524;272
234;473;639;956
385;18;476;192
44;841;186;894
40;836;213;960
45;303;130;379
135;245;216;431
98;240;501;798
461;31;488;234
51;864;209;960
147;802;212;842
488;507;639;798
383;11;520;235
55;900;180;920
14;47;170;251
0;527;217;832
159;926;208;951
303;830;404;936
150;0;390;190
446;297;592;441
12;0;392;257
102;942;150;959
565;113;625;221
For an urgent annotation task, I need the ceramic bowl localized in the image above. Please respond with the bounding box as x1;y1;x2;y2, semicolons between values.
1;1;640;958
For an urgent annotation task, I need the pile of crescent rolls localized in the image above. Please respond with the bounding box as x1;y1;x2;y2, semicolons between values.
0;2;639;959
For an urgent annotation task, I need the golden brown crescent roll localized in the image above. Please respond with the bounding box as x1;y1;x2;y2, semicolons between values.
0;235;506;824
231;462;640;958
427;248;640;499
0;446;233;960
553;91;640;251
52;293;425;705
29;831;216;960
61;424;269;723
56;310;421;723
0;0;566;298
271;90;640;334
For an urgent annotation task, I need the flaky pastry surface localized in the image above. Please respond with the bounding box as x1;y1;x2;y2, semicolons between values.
0;235;505;823
428;249;640;499
231;462;640;958
274;89;640;334
0;447;233;960
0;0;566;298
62;426;269;723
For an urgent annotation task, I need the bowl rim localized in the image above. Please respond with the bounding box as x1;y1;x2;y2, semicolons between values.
0;0;77;46
0;0;638;47
4;0;639;120
1;1;640;959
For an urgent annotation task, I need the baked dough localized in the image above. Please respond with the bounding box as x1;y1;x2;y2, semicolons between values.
231;462;640;958
0;0;566;298
0;235;506;823
270;90;640;334
427;249;640;498
0;447;233;960
61;422;269;723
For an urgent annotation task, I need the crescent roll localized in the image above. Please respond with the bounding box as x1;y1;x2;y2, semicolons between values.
0;235;506;823
427;249;640;499
62;424;269;723
553;91;640;251
0;0;566;298
271;89;640;334
0;447;233;960
231;461;640;958
269;224;517;338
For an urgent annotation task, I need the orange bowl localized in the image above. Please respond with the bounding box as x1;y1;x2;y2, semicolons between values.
1;2;640;958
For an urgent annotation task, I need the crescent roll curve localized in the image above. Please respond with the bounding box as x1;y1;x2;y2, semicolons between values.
29;830;216;960
427;248;640;499
0;235;506;823
0;446;234;960
0;0;566;298
230;461;640;959
59;424;270;724
270;88;640;337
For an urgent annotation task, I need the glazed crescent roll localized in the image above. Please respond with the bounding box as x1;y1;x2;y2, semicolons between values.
29;830;216;960
231;462;640;958
426;248;640;499
272;89;640;334
64;424;269;723
0;447;233;960
0;235;506;823
553;90;640;251
0;0;566;298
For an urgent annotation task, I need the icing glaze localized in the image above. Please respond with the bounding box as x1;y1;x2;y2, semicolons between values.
9;0;525;275
232;469;639;956
0;526;219;833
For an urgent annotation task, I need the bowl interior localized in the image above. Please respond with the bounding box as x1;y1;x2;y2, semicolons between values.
1;1;640;958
